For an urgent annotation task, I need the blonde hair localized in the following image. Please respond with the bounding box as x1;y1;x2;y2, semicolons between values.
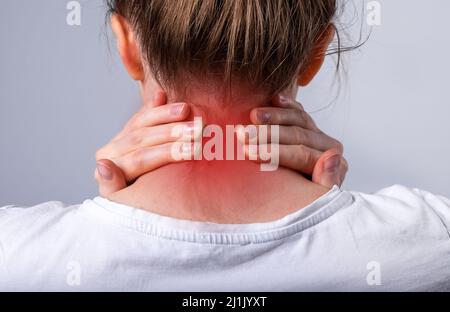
107;0;337;96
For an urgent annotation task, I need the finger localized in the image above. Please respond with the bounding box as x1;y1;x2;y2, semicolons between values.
272;94;305;110
117;91;169;138
112;142;192;182
95;159;127;197
312;150;343;188
115;102;191;141
130;102;191;130
237;125;342;153
97;121;200;160
244;144;322;175
250;107;319;131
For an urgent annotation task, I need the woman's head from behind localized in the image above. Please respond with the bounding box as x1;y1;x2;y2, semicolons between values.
107;0;337;113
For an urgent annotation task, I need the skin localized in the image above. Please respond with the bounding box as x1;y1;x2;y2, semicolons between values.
93;15;348;223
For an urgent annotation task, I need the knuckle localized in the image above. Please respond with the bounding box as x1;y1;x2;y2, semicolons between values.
301;111;315;129
297;143;307;154
298;146;315;172
297;144;310;165
295;110;306;124
334;140;344;153
294;128;307;144
303;148;314;166
304;113;315;128
127;149;146;176
127;130;144;147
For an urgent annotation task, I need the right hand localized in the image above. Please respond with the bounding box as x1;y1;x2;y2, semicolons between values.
95;91;194;196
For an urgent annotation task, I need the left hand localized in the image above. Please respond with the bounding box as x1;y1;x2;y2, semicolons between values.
246;94;348;188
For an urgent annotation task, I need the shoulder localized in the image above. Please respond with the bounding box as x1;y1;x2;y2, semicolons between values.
332;186;450;291
0;201;82;231
0;200;73;214
348;185;450;234
0;201;88;290
351;184;450;214
0;201;85;254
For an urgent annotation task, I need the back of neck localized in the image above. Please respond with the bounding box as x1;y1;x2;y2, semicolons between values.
109;88;329;223
109;160;328;224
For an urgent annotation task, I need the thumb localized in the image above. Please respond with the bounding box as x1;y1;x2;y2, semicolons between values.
312;150;343;189
95;159;127;197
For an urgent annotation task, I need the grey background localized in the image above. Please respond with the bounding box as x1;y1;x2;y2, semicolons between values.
1;0;449;206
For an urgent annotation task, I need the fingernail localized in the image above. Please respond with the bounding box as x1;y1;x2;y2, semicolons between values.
96;162;113;180
257;111;271;123
324;155;341;173
170;104;185;116
183;122;195;137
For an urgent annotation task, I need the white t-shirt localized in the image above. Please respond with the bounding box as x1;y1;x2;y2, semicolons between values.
1;185;450;291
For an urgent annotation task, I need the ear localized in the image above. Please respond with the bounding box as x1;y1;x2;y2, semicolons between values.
298;25;335;87
111;14;145;81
